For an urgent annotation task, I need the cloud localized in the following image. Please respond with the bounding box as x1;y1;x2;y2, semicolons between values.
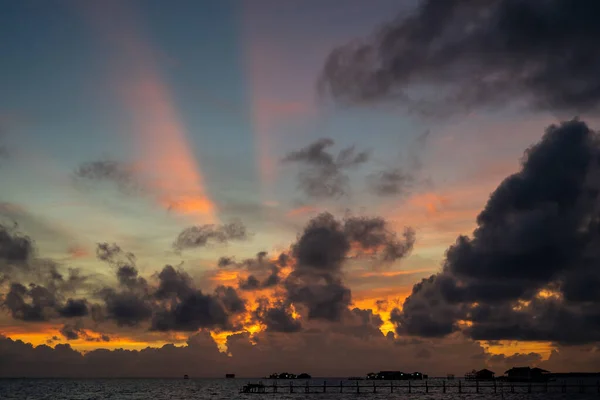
4;283;58;322
0;330;497;378
253;297;301;333
73;160;145;195
285;212;414;321
283;138;369;199
58;299;89;318
90;246;247;331
220;252;282;291
319;0;600;116
367;168;414;197
0;223;34;281
172;221;249;251
60;321;86;341
393;119;600;344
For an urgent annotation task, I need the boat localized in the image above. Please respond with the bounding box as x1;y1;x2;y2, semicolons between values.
225;374;235;379
183;374;189;379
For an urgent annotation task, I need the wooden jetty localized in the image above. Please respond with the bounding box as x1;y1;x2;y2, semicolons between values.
239;379;600;395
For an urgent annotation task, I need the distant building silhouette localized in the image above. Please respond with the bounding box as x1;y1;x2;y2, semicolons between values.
475;369;495;380
505;367;550;382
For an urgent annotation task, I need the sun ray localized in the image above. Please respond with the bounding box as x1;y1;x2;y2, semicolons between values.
80;0;217;223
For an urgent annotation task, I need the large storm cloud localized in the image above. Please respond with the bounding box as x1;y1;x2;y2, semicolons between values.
319;0;600;116
392;120;600;344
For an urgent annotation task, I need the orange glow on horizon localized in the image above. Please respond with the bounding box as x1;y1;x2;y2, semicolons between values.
483;340;555;360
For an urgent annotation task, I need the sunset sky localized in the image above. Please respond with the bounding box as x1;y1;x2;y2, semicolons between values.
2;0;600;378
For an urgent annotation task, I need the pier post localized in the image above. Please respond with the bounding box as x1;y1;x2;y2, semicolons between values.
562;382;566;393
426;380;428;393
544;381;548;393
305;381;309;393
273;381;277;393
476;379;479;393
494;379;496;393
511;383;514;393
443;380;446;393
340;381;343;393
459;380;461;394
323;380;326;393
356;380;359;394
580;380;585;393
528;382;531;393
290;381;293;393
391;382;393;393
597;380;599;393
409;380;411;394
373;381;376;393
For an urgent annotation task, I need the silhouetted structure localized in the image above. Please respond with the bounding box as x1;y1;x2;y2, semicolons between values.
240;382;266;393
466;369;495;380
267;372;300;379
505;367;550;382
297;373;311;379
366;371;425;380
225;373;235;379
239;378;600;394
183;374;189;380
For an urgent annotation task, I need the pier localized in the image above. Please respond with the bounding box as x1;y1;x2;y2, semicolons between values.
240;379;600;395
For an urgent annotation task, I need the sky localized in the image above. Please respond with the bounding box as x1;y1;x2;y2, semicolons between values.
2;0;600;378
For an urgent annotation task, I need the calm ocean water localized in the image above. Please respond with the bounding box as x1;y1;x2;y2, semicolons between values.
1;378;599;399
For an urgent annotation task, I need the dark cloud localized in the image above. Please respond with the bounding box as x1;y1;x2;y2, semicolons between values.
3;283;57;321
319;0;600;116
394;120;600;344
1;232;91;321
283;138;369;199
217;256;235;268
173;221;248;251
222;252;283;292
344;216;415;263
0;329;493;378
149;265;245;332
96;242;136;266
239;275;260;291
253;298;301;333
0;223;34;281
100;289;153;327
73;160;144;195
214;285;246;314
58;299;89;318
150;291;231;332
285;212;413;321
60;321;86;341
367;168;414;197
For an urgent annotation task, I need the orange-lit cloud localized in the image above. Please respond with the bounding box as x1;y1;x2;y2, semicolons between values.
81;0;216;223
483;340;555;360
67;245;89;259
287;205;319;217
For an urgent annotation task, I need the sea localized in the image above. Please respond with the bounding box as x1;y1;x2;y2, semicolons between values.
1;378;599;400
